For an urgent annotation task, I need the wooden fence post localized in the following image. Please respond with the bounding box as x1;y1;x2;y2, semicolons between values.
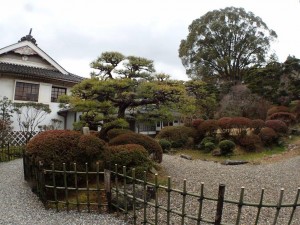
215;184;225;225
104;169;112;213
38;161;47;206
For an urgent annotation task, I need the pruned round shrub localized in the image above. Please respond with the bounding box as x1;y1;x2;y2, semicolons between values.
217;117;232;137
26;130;106;170
267;112;296;126
265;120;288;134
204;142;216;152
230;117;252;136
192;119;204;128
105;144;152;179
109;133;163;163
199;137;216;150
238;134;261;152
267;106;289;117
158;139;172;152
156;126;197;148
107;128;134;140
218;140;235;155
252;119;265;134
197;120;219;137
259;127;278;146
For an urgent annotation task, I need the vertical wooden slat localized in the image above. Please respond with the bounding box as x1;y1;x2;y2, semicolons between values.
63;163;69;212
115;164;120;216
38;161;46;205
52;163;58;212
143;171;147;225
166;176;171;225
273;188;284;225
235;187;245;225
154;174;159;225
254;188;265;225
197;182;204;225
181;179;187;225
86;163;90;213
123;166;128;221
74;163;80;212
215;184;225;225
96;162;101;213
132;168;137;225
104;169;112;213
288;188;300;225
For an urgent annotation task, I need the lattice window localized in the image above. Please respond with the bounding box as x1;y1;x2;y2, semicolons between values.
15;82;39;102
51;86;66;102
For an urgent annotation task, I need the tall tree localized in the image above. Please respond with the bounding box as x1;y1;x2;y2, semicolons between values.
179;7;277;82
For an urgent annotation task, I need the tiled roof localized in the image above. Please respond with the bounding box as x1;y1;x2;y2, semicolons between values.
0;62;83;83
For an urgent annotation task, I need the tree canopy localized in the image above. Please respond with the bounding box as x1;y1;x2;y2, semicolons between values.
179;7;277;82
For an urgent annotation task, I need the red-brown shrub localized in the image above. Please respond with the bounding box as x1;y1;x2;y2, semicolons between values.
265;120;288;134
237;134;261;152
259;127;278;146
192;119;204;128
217;117;232;137
230;117;252;136
78;135;106;162
197;120;219;137
267;106;289;117
252;119;265;134
107;128;134;140
267;112;296;126
109;133;163;163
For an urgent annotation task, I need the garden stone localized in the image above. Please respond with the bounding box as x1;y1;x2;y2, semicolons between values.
180;154;192;160
222;160;249;165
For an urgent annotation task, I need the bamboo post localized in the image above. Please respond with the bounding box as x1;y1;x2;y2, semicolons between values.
288;188;300;225
52;163;58;212
63;163;69;212
38;161;47;206
254;188;265;225
197;182;204;225
166;176;171;225
74;163;80;212
132;168;137;225
142;171;147;225
214;184;225;225
115;164;120;216
181;179;187;225
85;163;90;213
235;187;245;225
96;162;101;213
104;168;112;213
123;166;128;221
273;188;284;225
154;174;159;225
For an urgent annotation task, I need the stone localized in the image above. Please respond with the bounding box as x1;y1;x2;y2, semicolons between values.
180;154;192;160
222;160;249;165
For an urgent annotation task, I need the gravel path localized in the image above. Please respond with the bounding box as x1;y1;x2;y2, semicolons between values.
0;159;126;225
133;154;300;225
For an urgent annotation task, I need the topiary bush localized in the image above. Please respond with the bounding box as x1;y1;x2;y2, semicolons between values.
158;139;172;152
197;120;219;137
265;120;288;134
217;117;232;138
259;127;278;146
267;106;289;117
156;126;197;148
238;134;261;152
199;137;216;150
26;131;106;169
230;117;252;136
107;128;134;140
204;142;216;152
104;144;152;179
252;119;265;134
192;119;204;128
267;112;296;126
109;133;163;163
218;140;235;155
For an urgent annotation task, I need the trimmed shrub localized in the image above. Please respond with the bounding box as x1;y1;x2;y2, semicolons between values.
230;117;252;136
217;117;232;137
107;128;134;140
204;142;216;152
109;133;163;163
238;134;261;152
259;127;278;146
158;139;172;152
192;119;204;128
105;144;152;179
197;120;219;137
252;119;265;134
218;140;235;155
156;126;197;148
267;112;296;126
199;137;216;150
265;120;288;134
267;106;289;117
26;130;106;175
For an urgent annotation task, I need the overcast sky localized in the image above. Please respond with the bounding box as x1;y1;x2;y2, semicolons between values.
1;0;300;80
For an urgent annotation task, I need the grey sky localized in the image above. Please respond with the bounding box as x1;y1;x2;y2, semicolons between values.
1;0;300;80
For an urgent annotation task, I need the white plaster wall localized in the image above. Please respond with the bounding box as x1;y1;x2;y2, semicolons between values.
0;78;15;100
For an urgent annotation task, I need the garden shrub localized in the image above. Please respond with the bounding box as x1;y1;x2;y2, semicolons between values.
199;137;216;150
259;127;278;146
197;120;219;137
217;117;232;137
192;119;204;128
267;106;289;117
218;140;235;155
104;144;152;179
78;134;106;162
230;117;252;136
267;112;296;126
156;126;197;148
204;142;216;152
107;128;134;140
252;119;265;134
109;133;163;163
265;120;288;134
238;134;261;152
158;139;172;152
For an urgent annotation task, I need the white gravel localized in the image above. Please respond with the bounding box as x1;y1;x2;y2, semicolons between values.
132;154;300;225
0;159;126;225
